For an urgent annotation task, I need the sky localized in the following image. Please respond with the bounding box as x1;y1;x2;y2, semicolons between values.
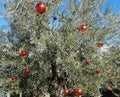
0;0;120;29
105;0;120;13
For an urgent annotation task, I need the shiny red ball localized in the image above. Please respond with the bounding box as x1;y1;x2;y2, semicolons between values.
20;50;27;57
11;77;17;82
96;70;100;74
97;42;103;47
35;2;46;14
78;24;88;32
53;16;57;20
85;60;90;65
64;89;69;95
24;68;30;74
108;87;112;92
13;19;17;23
74;88;83;96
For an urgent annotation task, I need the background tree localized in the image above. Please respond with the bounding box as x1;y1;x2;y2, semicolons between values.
0;0;120;97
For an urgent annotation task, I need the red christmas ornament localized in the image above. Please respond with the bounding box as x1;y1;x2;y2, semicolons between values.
97;42;103;47
13;19;17;23
78;24;88;32
24;68;30;74
35;2;46;14
85;60;90;65
20;50;27;57
74;88;83;96
64;89;69;95
108;87;112;92
11;77;17;82
96;70;100;74
53;16;57;20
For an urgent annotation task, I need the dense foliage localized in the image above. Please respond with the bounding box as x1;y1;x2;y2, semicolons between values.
0;0;120;97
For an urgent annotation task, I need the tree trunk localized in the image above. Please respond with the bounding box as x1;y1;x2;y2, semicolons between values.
22;92;34;97
48;62;64;97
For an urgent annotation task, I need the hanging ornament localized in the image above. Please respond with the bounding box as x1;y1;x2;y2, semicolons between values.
20;50;27;57
97;42;103;47
35;2;46;14
24;68;30;74
108;87;112;92
85;60;90;65
64;89;69;95
78;24;88;32
11;77;17;82
53;16;57;20
96;70;100;74
13;19;17;23
74;88;83;96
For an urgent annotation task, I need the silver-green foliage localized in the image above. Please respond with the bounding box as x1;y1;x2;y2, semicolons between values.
0;0;120;96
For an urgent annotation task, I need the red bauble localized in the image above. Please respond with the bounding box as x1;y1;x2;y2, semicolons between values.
35;2;46;14
108;87;112;92
24;68;30;74
64;89;69;95
85;60;90;65
78;24;88;32
13;19;17;23
96;70;100;74
97;42;103;47
74;88;83;96
20;50;27;57
11;77;17;82
53;16;57;20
